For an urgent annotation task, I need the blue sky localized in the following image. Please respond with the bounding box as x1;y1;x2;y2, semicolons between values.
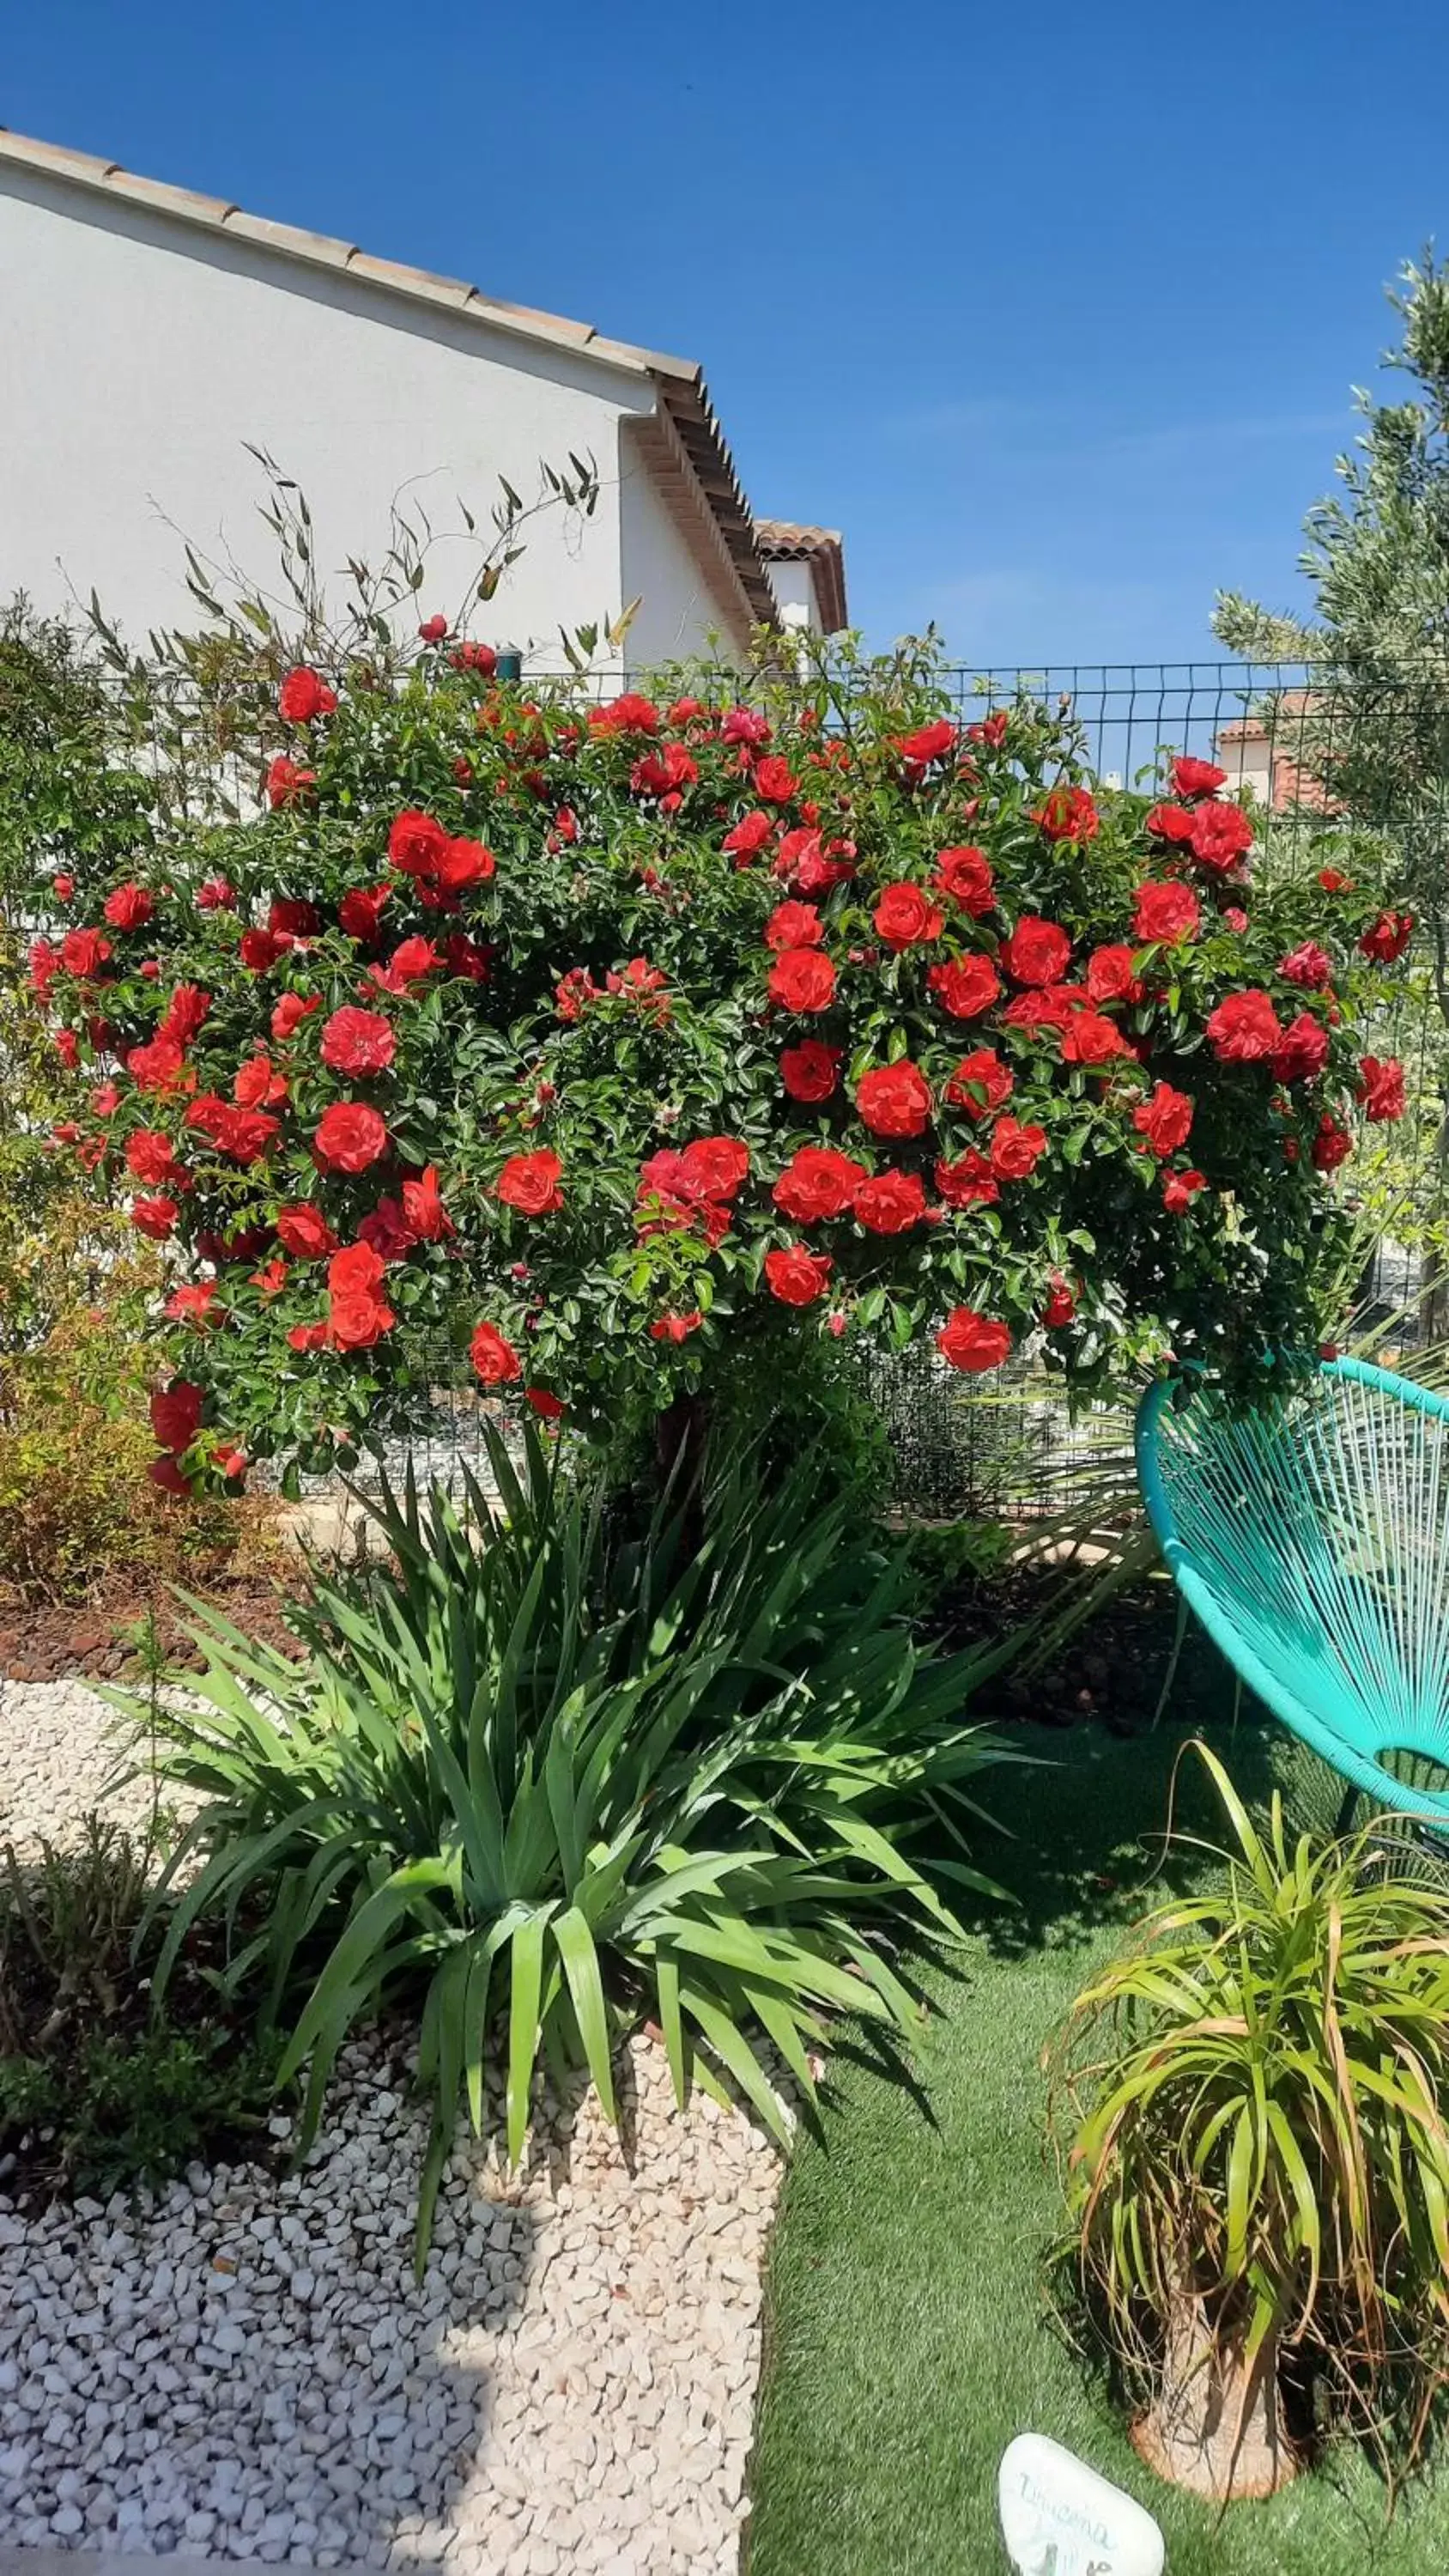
7;0;1446;665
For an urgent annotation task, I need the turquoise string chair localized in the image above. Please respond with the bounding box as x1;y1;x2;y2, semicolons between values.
1137;1355;1449;1833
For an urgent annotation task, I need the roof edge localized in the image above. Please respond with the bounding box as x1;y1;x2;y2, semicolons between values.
0;122;779;635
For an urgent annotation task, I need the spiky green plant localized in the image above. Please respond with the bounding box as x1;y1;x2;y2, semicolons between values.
136;1429;1017;2252
1048;1741;1449;2472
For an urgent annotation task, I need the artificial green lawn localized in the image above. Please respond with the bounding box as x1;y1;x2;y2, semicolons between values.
746;1711;1449;2575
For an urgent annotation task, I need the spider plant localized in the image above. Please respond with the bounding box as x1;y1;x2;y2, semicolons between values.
1048;1741;1449;2497
134;1426;1019;2256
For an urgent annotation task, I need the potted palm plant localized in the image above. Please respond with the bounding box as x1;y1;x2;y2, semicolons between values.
1049;1744;1449;2500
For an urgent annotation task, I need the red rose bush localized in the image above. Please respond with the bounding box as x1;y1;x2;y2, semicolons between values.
22;647;1407;1485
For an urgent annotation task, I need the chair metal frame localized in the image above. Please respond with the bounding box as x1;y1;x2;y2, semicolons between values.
1137;1355;1449;1831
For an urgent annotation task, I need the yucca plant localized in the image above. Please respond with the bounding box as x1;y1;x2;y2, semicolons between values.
136;1427;1017;2253
1048;1742;1449;2499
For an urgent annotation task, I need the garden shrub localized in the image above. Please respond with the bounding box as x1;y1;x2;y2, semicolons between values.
11;617;1413;1490
0;1814;281;2197
140;1425;1016;2250
0;1293;254;1602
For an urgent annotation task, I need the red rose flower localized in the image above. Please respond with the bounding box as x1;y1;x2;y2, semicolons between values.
1002;916;1073;987
443;932;491;983
526;1387;566;1420
240;927;290;974
1205;990;1282;1062
1033;785;1100;844
148;1455;193;1497
54;1028;79;1070
131;1194;179;1241
52;873;75;902
276;1202;339;1260
1003;984;1086;1033
555;967;599;1024
314;1101;389;1172
780;1040;842;1103
723;810;775;863
126;1036;189;1096
1162;1168;1207;1213
989;1116;1047;1180
277;665;337;724
60;927;112;980
874;882;945;950
892;720;956;769
1041;1274;1076;1328
856;1062;932;1138
852;1170;928;1233
496;1150;564;1214
769;947;837;1012
1280;941;1333;988
452;640;499;676
339;884;392;943
936;1307;1013;1372
1318;868;1352;896
150;1381;203;1453
1145;803;1197;847
927;955;1003;1020
1133;881;1201;945
1313;1114;1353;1171
773;1146;866;1223
271;991;321;1042
931;846;995;914
630;742;699;799
160;983;211;1047
1086;945;1143;1005
321;1005;397;1077
944;1048;1014;1119
1189;801;1253;873
1359;908;1414;963
327;1241;396;1349
387;811;452;878
1132;1082;1194;1156
754;754;799;803
103;883;155;931
935;1151;999;1207
722;708;772;747
677;1138;749;1202
267;756;316;809
197;877;236;910
1223;907;1249;933
765;900;824;952
470;1320;523;1383
125;1129;185;1187
418;613;449;643
764;1244;834;1305
649;1309;704;1342
1270;1012;1331;1084
402;1165;455;1240
1060;1011;1131;1066
966;711;1009;750
589;692;660;737
1357;1055;1405;1123
1171;756;1228;800
433;835;495;896
221;1109;282;1167
167;1282;219;1327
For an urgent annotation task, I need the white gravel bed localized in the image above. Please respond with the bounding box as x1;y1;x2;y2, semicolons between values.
0;1676;784;2572
0;1675;162;1858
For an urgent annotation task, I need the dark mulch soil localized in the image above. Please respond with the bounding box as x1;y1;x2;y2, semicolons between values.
0;1566;311;1683
930;1560;1235;1735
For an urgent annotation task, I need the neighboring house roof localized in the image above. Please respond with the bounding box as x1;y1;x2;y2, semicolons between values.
0;124;781;632
755;520;849;633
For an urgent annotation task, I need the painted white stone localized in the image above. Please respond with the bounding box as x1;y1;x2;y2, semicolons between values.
998;2433;1165;2576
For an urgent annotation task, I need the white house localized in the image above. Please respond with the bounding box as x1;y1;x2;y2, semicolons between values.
0;127;846;670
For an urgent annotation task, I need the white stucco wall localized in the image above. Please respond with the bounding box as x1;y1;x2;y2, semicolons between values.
763;558;819;633
0;165;744;671
615;421;752;669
